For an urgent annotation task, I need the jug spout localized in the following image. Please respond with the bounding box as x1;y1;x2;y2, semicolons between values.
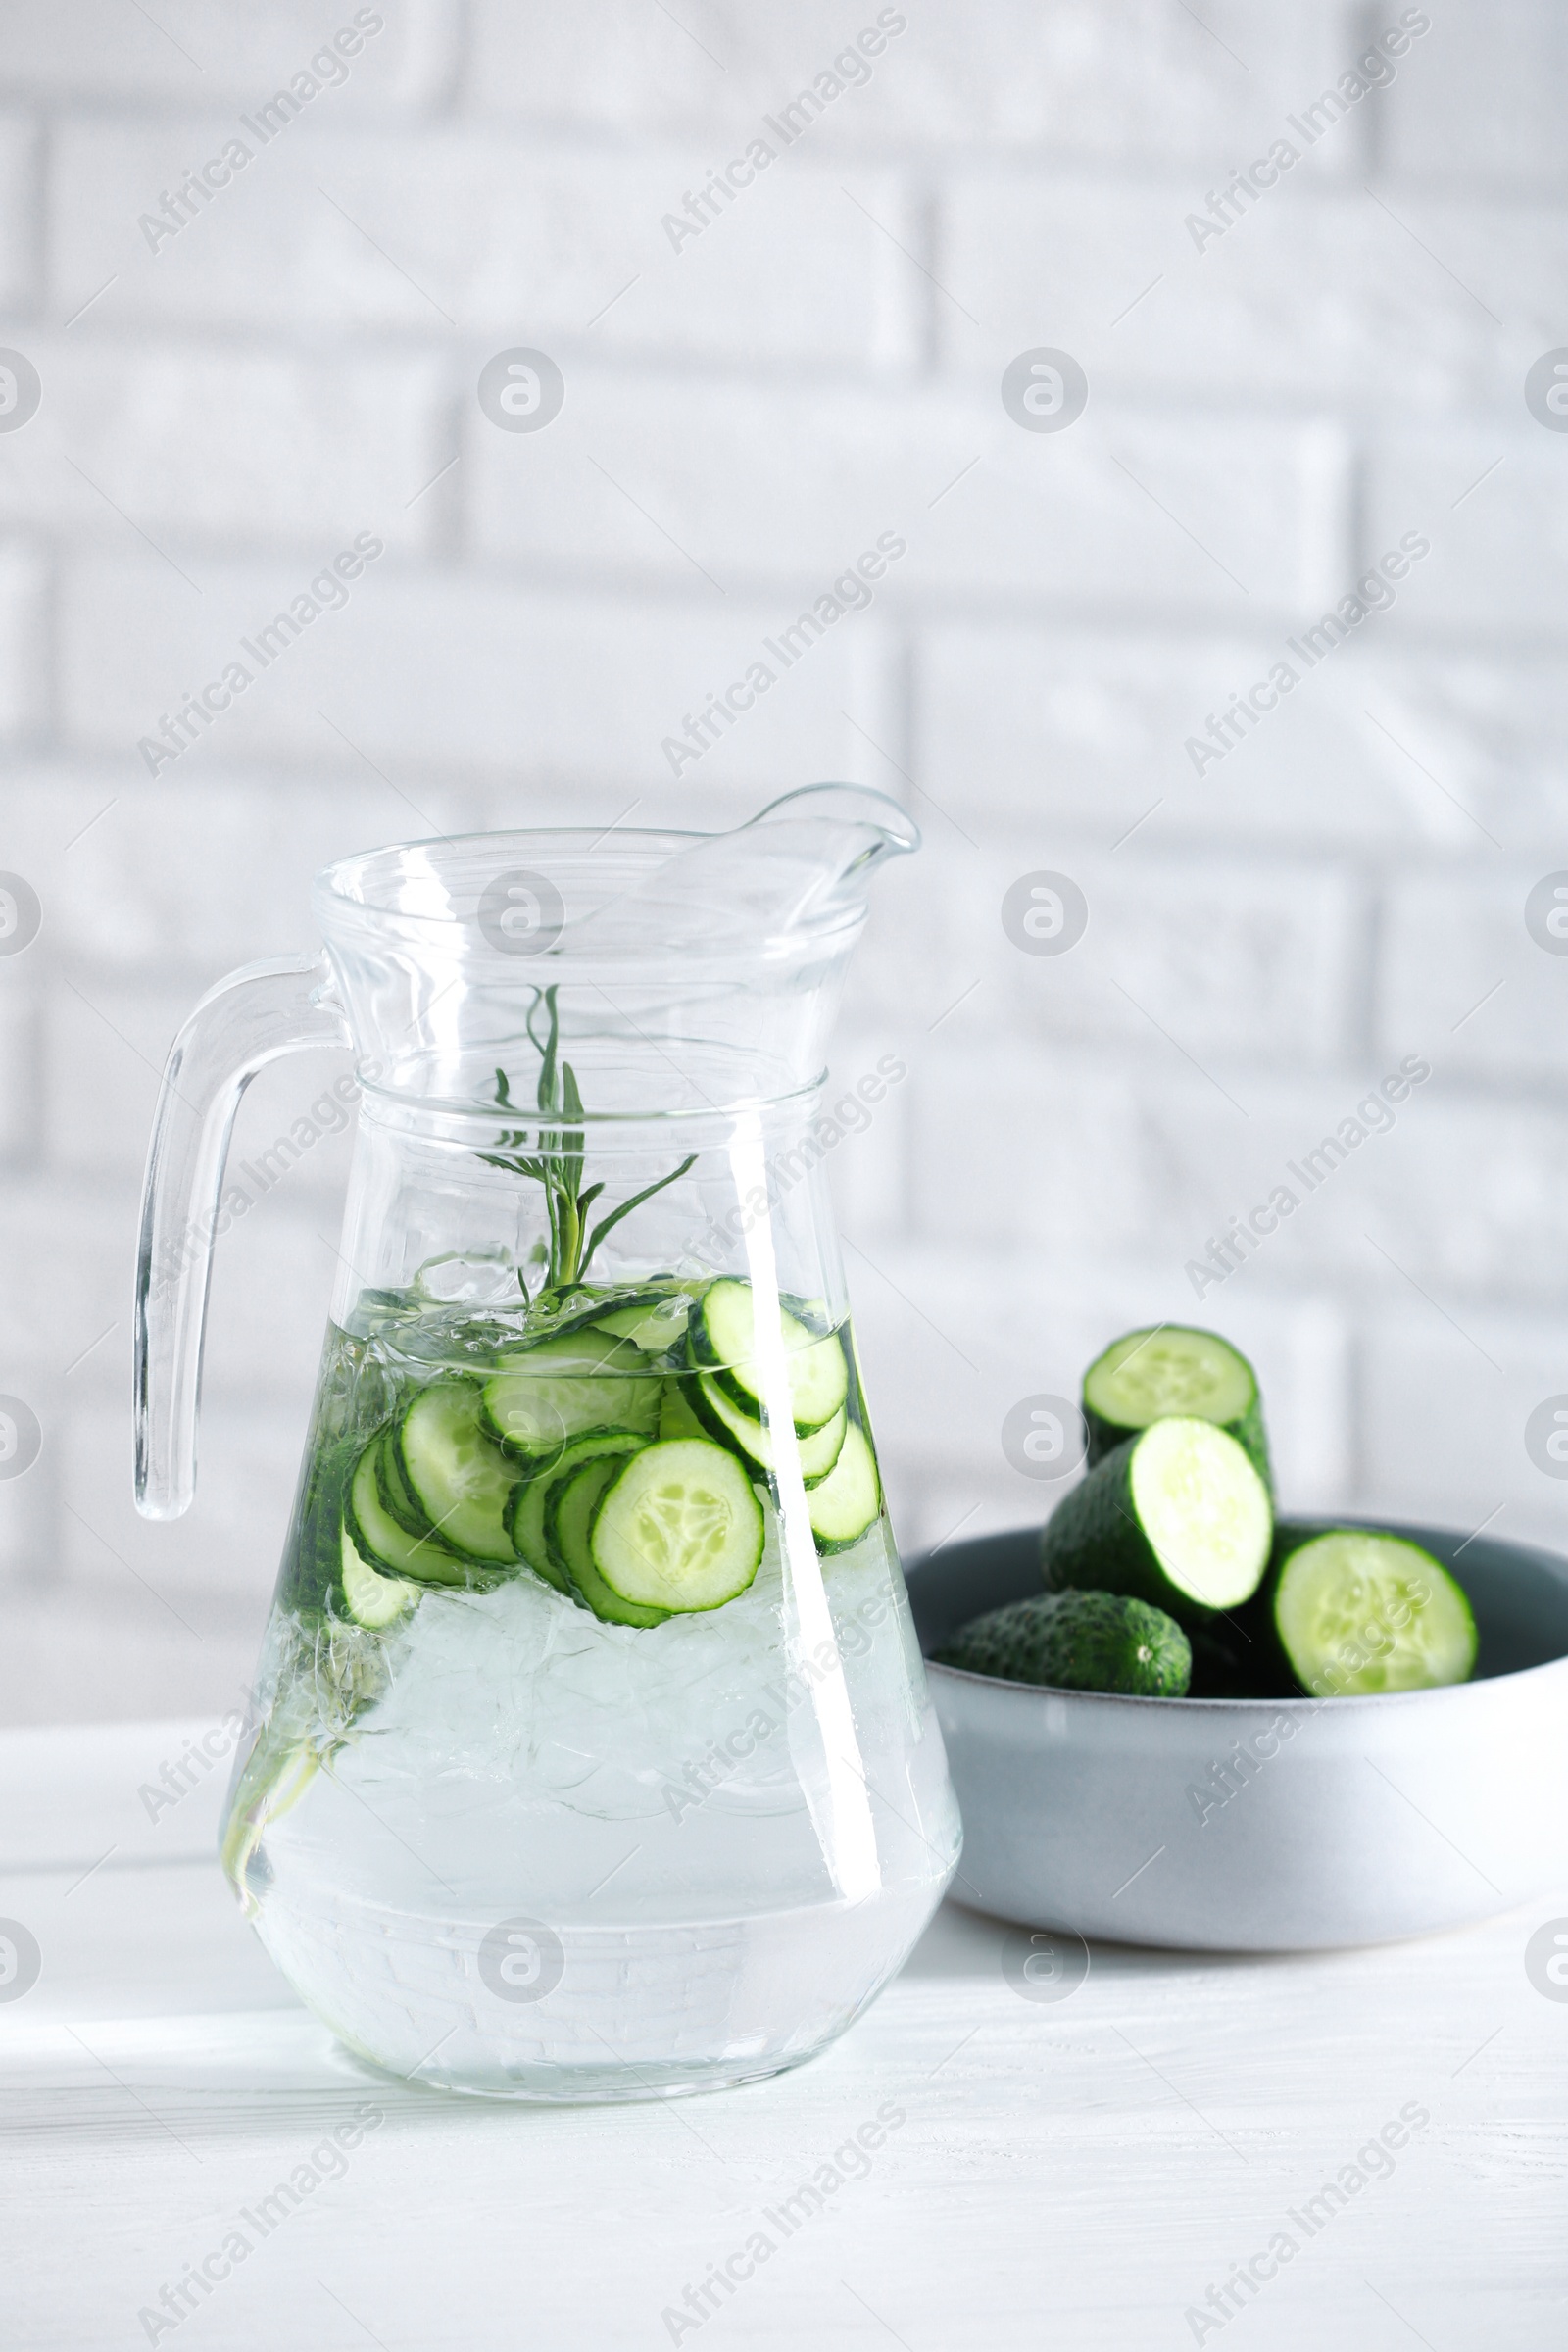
737;781;920;923
567;781;919;956
744;780;920;857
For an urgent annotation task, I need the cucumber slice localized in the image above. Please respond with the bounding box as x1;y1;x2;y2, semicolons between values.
376;1426;431;1538
658;1379;708;1443
281;1446;354;1621
590;1291;697;1354
396;1380;518;1564
805;1421;882;1552
479;1330;661;1464
1041;1418;1272;1625
518;1282;688;1345
590;1438;764;1614
1083;1324;1271;1487
548;1456;671;1628
1272;1528;1477;1696
936;1591;1191;1697
689;1277;849;1435
346;1436;473;1587
507;1429;651;1594
686;1372;848;1487
340;1519;419;1629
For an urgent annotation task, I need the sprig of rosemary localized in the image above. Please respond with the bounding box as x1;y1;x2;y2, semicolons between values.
479;984;696;1299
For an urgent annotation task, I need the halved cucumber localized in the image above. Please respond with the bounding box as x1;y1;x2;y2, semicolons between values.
508;1428;650;1594
689;1277;849;1435
1083;1324;1271;1487
479;1330;661;1465
686;1372;848;1487
547;1456;671;1628
340;1520;419;1629
1041;1418;1272;1625
590;1438;764;1614
347;1436;472;1587
1272;1528;1477;1696
806;1421;882;1552
395;1380;518;1565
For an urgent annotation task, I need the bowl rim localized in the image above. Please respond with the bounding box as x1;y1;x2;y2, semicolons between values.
922;1646;1568;1713
910;1513;1568;1714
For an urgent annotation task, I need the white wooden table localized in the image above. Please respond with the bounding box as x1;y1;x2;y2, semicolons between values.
3;1719;1564;2350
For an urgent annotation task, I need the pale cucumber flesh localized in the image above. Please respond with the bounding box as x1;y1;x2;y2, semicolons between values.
1274;1531;1477;1695
591;1438;763;1612
396;1380;517;1563
1128;1418;1272;1610
807;1422;882;1551
1084;1324;1256;1433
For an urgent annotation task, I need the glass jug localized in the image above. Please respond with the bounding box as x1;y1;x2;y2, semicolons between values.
134;784;960;2101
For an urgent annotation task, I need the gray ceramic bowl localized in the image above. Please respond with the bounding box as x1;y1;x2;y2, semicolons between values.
907;1518;1568;1951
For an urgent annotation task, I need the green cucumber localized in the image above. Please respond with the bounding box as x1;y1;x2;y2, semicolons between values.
508;1428;651;1594
479;1329;661;1464
395;1380;518;1564
340;1519;420;1630
1041;1418;1272;1625
346;1436;473;1587
589;1438;764;1614
806;1421;882;1552
936;1591;1191;1697
686;1372;848;1487
1083;1324;1271;1488
1271;1526;1477;1696
547;1456;671;1628
689;1277;849;1435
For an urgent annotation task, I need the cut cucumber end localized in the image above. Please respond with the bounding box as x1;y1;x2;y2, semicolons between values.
1085;1324;1256;1428
1043;1416;1272;1625
1128;1418;1273;1611
1082;1325;1270;1486
1273;1530;1478;1696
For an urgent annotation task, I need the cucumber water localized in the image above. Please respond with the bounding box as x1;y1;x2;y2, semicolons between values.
224;1278;901;1905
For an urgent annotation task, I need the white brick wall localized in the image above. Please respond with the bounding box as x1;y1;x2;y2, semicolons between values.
0;0;1564;1725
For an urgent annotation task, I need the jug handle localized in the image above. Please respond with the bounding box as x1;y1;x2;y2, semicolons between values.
133;953;352;1519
